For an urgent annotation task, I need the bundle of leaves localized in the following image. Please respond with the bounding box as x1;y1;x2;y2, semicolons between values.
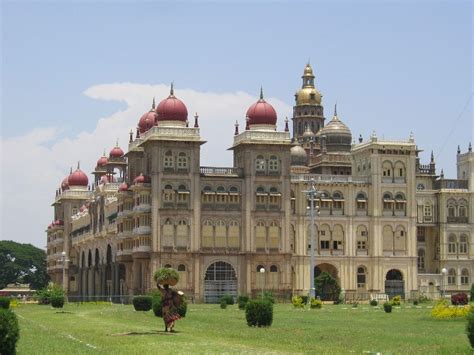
383;302;393;313
310;297;322;309
451;293;469;306
391;295;401;306
220;294;234;305
132;296;152;311
370;299;378;306
153;268;179;286
0;309;19;355
292;296;304;308
315;272;341;302
245;299;273;327
0;297;10;310
237;295;249;310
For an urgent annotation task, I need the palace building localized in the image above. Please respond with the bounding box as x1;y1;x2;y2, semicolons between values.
46;64;473;302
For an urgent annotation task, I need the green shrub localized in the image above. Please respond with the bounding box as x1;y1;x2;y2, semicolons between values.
300;295;309;304
431;300;471;319
220;294;234;305
417;294;431;304
237;295;249;310
292;296;304;308
153;268;180;285
470;284;474;302
315;272;341;302
413;300;419;306
384;302;393;313
0;309;19;355
0;297;10;310
177;297;187;317
151;293;163;317
370;299;378;306
352;302;358;308
35;282;64;305
51;295;65;308
132;296;152;311
245;299;273;327
310;297;322;309
391;295;401;306
261;291;275;304
467;308;474;348
220;299;228;309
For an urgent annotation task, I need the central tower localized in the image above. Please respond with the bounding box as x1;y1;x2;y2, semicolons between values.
292;63;325;141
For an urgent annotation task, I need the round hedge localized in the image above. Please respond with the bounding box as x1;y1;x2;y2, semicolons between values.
245;299;273;327
0;309;19;355
383;302;393;313
153;268;179;286
467;308;474;348
0;297;10;310
133;296;152;311
51;295;65;309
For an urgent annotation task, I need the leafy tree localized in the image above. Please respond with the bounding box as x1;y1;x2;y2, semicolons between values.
0;240;50;290
315;271;341;302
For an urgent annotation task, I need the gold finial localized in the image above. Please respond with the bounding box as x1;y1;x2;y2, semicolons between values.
334;103;337;117
77;161;80;170
260;86;264;100
70;167;73;174
152;97;156;110
170;82;174;96
116;138;119;147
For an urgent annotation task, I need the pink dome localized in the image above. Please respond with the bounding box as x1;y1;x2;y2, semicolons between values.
246;89;277;126
119;182;129;192
110;145;124;158
133;173;151;184
61;176;70;191
156;85;188;122
97;155;108;167
68;168;88;187
139;110;157;134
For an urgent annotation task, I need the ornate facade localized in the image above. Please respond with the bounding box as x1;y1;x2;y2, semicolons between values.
46;64;473;302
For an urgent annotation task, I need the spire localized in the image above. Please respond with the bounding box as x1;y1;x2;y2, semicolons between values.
70;167;73;174
194;113;199;128
457;145;461;154
469;142;472;152
170;82;174;96
430;150;435;163
103;148;106;156
136;127;140;139
260;86;264;100
284;116;289;132
77;161;80;170
358;134;363;143
129;129;133;143
234;120;239;135
334;103;338;117
151;97;156;110
440;169;444;179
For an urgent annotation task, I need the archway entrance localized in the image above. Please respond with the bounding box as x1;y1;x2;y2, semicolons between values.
315;263;338;280
314;263;340;301
385;269;404;299
204;261;237;303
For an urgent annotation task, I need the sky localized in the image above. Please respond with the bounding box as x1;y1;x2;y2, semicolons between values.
1;1;472;248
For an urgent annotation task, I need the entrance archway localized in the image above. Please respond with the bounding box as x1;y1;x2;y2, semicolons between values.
315;263;338;280
204;261;237;303
385;269;404;298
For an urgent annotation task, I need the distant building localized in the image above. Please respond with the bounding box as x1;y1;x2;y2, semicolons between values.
46;64;473;302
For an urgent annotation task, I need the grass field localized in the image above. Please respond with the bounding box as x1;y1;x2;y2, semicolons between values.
13;302;471;354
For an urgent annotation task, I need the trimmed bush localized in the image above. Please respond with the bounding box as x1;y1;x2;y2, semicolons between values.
220;294;234;305
431;300;471;319
315;272;341;302
261;291;275;304
245;299;273;327
238;295;249;310
177;298;187;317
470;284;474;302
220;300;228;309
370;299;378;307
467;308;474;348
0;297;10;310
292;296;304;308
391;295;401;306
451;293;469;306
133;296;152;311
384;302;393;313
413;300;419;306
300;295;309;304
151;293;163;317
310;297;322;309
51;295;65;309
0;309;19;355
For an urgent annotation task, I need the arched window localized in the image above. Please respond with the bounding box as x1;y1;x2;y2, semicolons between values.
458;199;468;217
256;221;266;249
356;225;368;252
461;269;470;285
228;220;240;248
447;268;456;285
164;264;172;268
203;185;212;192
357;266;367;289
177;152;188;171
382;161;392;178
291;190;296;214
459;234;468;254
332;225;344;252
383;225;394;252
320;224;331;250
268;155;280;174
383;192;394;211
176;219;188;247
268;221;280;249
178;264;186;272
356;192;367;210
448;235;456;254
332;191;344;210
164;150;174;170
270;265;278;272
255;155;266;174
394;161;405;181
256;265;265;272
417;249;425;271
202;220;213;248
447;199;456;217
215;220;227;248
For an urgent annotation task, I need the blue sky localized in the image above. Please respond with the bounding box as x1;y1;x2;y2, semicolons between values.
1;1;472;247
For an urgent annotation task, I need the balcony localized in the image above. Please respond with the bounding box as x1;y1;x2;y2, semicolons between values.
133;236;152;254
200;166;243;178
133;204;151;213
291;174;370;184
133;226;151;235
434;179;468;190
447;216;468;224
117;210;133;218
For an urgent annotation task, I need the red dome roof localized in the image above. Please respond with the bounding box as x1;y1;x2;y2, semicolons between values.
119;182;129;192
61;176;70;190
246;89;277;126
133;173;151;184
156;85;188;122
138;110;157;133
68;168;88;187
110;145;124;158
97;155;108;167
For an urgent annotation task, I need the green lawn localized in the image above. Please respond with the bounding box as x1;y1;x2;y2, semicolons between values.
13;302;471;354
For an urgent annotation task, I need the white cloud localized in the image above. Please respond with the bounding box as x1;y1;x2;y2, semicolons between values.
0;83;292;248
